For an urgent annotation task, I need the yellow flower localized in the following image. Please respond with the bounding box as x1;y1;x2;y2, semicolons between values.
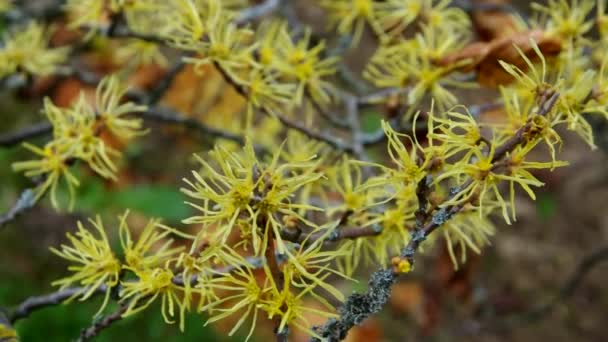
428;106;486;159
243;69;295;120
62;96;121;180
50;216;121;316
272;28;338;106
255;21;291;67
64;0;107;28
114;38;168;67
499;40;551;95
320;0;385;45
261;270;338;340
420;0;470;32
364;184;417;265
118;211;183;271
379;120;427;185
182;139;322;256
532;0;595;42
283;224;354;302
120;267;186;326
184;12;255;73
0;324;18;342
12;142;79;209
376;0;423;36
95;75;148;140
437;142;567;224
163;0;207;47
365;24;469;112
0;22;69;77
201;251;268;341
327;156;380;215
13;76;146;209
441;208;496;269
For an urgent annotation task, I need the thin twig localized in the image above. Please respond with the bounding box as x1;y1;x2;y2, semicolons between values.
212;62;355;153
10;286;107;324
341;91;366;160
0;189;38;231
235;0;282;25
283;225;381;246
0;122;52;148
76;304;128;342
492;91;560;162
145;59;188;106
274;113;354;153
171;255;263;287
356;88;410;106
307;90;351;130
143;106;266;152
312;92;562;341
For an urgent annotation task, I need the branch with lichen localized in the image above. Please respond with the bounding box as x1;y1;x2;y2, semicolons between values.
313;88;565;341
2;1;608;342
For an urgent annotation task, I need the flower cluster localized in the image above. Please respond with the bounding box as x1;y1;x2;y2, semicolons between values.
2;0;606;341
12;75;147;208
0;22;69;78
50;212;183;320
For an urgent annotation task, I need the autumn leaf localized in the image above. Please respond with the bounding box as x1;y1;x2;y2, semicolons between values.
471;0;520;41
439;29;562;87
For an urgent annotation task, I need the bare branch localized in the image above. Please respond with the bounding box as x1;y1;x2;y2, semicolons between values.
0;189;38;231
235;0;282;25
311;269;396;341
76;303;128;342
212;62;356;153
10;286;107;324
145;59;189;106
0;123;52;148
312;92;563;341
142;106;267;153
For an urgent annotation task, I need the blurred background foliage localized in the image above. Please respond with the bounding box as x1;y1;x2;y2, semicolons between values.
1;0;607;341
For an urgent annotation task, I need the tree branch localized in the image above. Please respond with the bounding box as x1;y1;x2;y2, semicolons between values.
0;123;52;148
76;303;128;342
142;106;267;153
212;62;356;154
312;92;562;341
235;0;282;25
10;286;107;324
0;189;37;231
145;59;188;106
311;269;396;341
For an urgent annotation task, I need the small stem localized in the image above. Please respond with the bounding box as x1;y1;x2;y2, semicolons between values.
76;303;128;342
213;62;356;153
0;122;52;147
0;189;38;231
10;286;107;324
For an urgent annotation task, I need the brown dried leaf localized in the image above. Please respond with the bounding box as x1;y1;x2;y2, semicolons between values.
439;30;562;87
471;0;519;41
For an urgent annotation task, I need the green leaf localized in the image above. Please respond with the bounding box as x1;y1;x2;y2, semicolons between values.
114;185;191;222
536;192;557;222
361;110;382;133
